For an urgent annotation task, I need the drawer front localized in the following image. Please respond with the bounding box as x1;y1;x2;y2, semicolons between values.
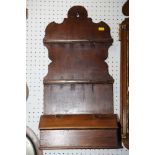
40;129;120;149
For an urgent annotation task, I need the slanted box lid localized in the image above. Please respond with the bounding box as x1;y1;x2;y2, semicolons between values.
39;114;118;130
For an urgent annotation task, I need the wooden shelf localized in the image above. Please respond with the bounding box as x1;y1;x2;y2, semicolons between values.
43;39;113;44
43;79;114;85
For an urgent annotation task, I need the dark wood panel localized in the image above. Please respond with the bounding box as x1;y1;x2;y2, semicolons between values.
44;6;113;43
120;18;129;139
44;43;113;82
120;0;129;149
44;84;113;114
122;0;129;16
44;6;113;82
39;114;118;129
40;129;121;149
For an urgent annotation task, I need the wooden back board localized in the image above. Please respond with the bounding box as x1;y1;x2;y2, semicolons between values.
43;6;114;115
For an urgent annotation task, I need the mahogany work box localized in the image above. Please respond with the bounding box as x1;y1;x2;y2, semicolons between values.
39;6;122;149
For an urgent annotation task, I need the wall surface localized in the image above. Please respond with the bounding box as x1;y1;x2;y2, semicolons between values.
26;0;129;154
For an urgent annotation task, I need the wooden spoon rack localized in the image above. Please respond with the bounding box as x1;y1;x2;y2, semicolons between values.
39;6;122;149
